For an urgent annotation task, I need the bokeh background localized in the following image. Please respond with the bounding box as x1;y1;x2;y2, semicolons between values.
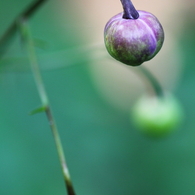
0;0;195;195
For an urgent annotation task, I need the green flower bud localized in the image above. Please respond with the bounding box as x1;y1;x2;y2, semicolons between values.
131;94;183;137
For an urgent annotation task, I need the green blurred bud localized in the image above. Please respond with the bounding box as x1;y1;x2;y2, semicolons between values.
131;94;183;137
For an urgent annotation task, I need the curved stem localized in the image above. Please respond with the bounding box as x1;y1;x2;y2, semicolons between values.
19;20;76;195
0;0;48;58
138;66;164;98
120;0;139;19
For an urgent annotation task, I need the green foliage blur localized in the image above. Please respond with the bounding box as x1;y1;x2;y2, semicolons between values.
0;1;195;195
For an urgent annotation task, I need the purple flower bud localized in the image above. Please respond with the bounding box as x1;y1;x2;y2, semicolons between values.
104;11;164;66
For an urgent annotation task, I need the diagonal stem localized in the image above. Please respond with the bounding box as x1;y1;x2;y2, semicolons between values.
22;0;48;18
0;0;48;58
19;19;76;195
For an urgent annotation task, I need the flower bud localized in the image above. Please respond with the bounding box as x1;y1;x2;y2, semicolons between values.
131;94;183;137
104;11;164;66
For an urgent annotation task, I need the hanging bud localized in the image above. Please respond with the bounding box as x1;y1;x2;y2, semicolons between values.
104;7;164;66
131;94;183;137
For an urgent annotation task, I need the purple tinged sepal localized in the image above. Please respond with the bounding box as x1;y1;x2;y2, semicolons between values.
104;11;164;66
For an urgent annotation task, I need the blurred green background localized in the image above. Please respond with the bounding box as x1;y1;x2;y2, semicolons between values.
0;0;195;195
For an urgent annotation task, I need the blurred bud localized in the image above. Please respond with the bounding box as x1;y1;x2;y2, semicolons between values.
131;94;183;137
104;11;164;66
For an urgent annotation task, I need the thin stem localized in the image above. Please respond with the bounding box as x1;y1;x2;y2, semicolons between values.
19;20;76;195
0;0;48;58
120;0;139;19
45;106;76;195
138;66;164;98
22;0;48;18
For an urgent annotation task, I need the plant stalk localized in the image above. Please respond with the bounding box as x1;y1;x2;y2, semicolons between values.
120;0;139;19
0;0;48;58
138;66;164;98
19;19;76;195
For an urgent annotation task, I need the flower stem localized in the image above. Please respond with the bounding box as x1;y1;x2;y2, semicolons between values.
19;19;76;195
138;66;164;98
0;0;48;58
120;0;139;19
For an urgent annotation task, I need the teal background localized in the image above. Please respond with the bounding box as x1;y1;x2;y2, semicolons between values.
0;1;195;195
